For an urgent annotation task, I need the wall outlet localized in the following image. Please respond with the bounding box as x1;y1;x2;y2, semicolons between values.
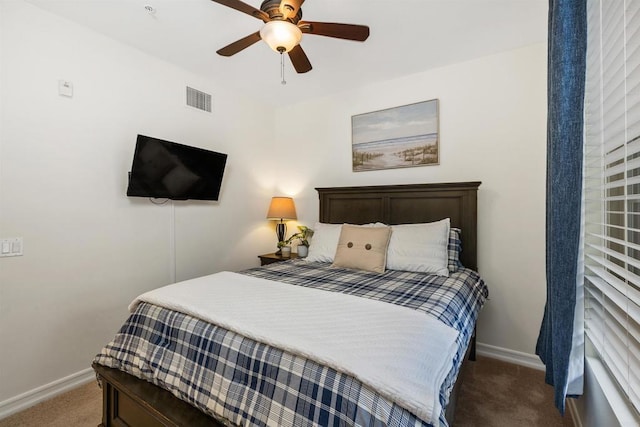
0;237;23;257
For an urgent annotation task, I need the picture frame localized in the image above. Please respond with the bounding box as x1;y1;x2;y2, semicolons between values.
352;99;439;172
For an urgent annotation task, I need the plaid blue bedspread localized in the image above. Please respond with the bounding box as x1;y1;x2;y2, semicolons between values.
94;260;487;427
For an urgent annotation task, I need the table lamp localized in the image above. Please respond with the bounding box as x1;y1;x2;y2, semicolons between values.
266;197;297;254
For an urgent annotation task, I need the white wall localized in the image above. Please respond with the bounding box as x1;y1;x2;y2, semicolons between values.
1;0;548;411
0;0;277;404
274;43;548;357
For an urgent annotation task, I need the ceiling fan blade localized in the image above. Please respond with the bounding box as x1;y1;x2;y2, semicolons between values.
210;0;269;22
288;45;312;73
298;21;370;42
279;0;305;20
217;31;262;56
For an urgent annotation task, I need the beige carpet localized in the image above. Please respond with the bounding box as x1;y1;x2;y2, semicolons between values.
0;356;573;426
0;381;101;427
454;356;574;426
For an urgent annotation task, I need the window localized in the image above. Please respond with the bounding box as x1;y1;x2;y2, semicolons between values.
584;0;640;414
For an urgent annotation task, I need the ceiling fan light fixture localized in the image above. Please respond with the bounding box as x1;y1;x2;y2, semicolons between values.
260;20;302;53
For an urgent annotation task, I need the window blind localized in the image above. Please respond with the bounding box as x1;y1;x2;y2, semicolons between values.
584;0;640;414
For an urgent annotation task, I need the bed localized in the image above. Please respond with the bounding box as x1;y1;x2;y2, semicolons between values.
92;181;486;427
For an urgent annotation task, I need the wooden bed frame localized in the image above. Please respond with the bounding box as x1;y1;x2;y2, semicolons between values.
93;181;481;427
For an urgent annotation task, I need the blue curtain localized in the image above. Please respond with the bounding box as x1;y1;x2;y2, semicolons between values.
535;0;587;415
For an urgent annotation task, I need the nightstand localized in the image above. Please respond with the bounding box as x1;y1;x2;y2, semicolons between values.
258;252;299;266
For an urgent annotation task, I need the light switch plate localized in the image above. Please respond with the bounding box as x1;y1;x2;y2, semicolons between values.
0;237;23;257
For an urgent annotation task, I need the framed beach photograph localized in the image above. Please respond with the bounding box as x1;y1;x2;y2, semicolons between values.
352;99;439;172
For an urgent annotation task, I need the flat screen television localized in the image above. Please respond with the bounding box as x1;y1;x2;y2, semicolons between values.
126;135;228;201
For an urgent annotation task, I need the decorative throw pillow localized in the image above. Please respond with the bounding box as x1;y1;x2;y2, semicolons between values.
448;227;464;273
331;224;392;273
386;219;450;276
304;222;344;263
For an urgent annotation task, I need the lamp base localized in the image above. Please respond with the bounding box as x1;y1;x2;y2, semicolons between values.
275;222;286;254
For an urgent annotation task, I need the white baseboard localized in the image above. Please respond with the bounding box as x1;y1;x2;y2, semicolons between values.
0;368;95;420
567;398;582;427
476;342;545;371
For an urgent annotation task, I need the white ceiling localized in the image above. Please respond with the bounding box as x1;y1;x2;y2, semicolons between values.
25;0;548;107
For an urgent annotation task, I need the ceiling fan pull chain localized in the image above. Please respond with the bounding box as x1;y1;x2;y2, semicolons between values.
280;52;287;85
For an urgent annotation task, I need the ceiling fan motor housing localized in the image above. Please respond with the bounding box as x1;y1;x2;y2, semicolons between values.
260;0;302;23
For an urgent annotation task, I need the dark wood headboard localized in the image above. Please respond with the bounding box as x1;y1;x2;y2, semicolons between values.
316;182;481;271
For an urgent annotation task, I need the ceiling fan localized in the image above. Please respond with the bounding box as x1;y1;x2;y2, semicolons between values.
211;0;370;73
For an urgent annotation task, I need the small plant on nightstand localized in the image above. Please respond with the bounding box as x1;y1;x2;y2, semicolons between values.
284;225;313;257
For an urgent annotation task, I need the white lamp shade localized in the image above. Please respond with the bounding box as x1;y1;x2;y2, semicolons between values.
260;20;302;53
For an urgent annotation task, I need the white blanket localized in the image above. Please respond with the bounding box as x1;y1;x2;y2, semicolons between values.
131;271;459;424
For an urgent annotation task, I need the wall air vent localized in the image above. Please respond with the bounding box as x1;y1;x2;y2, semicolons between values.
186;86;212;112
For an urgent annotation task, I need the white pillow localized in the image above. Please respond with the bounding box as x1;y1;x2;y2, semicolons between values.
304;222;343;262
386;218;450;276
